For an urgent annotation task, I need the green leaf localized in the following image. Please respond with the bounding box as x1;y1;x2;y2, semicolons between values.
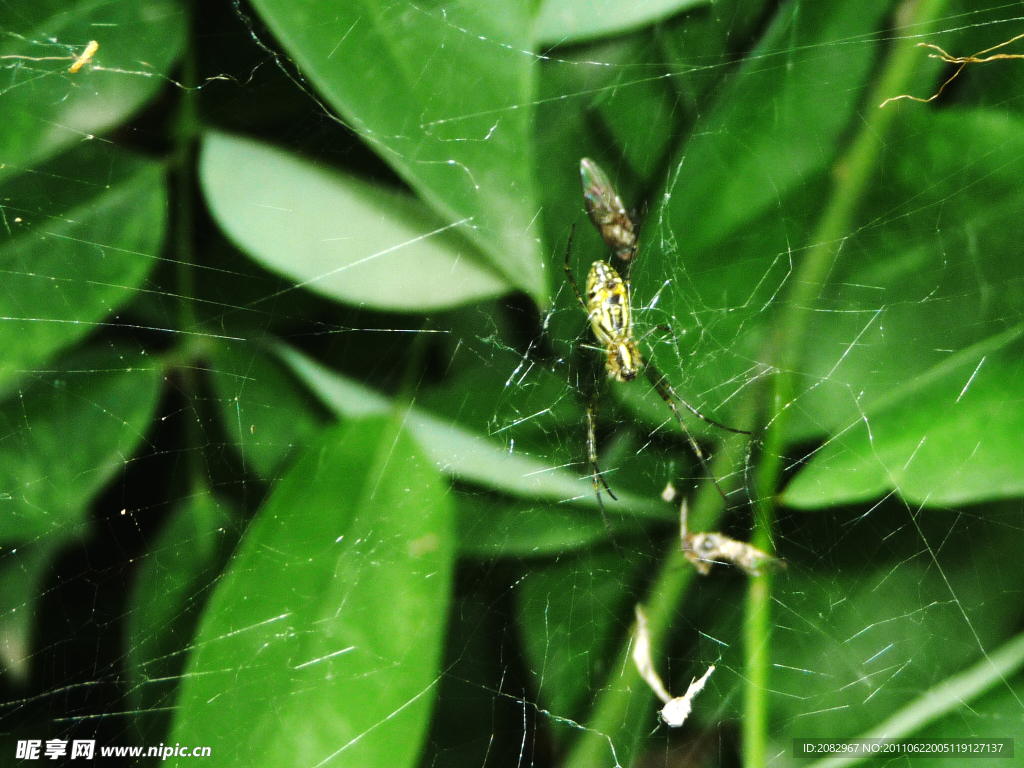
0;541;65;682
199;132;511;312
208;343;328;478
589;39;679;182
0;161;167;389
655;0;892;254
0;349;163;544
788;109;1024;441
532;0;709;47
517;550;638;733
171;417;455;768
779;109;1024;503
912;662;1024;767
246;0;545;302
764;509;1024;741
126;494;237;740
782;327;1024;508
0;0;186;175
802;635;1024;768
0;141;158;230
456;491;649;558
657;0;773;108
276;343;670;520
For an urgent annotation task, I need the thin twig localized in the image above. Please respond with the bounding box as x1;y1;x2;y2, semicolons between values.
881;33;1024;107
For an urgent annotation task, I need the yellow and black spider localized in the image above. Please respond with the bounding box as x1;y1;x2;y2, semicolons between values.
564;158;749;526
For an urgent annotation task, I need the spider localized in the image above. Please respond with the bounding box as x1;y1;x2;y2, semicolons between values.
564;160;750;528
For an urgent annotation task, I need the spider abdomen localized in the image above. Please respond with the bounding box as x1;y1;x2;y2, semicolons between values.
586;260;641;382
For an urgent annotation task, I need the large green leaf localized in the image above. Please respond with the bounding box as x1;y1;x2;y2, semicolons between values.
276;343;670;520
657;0;773;109
655;0;891;256
779;110;1024;507
0;350;163;544
456;492;651;557
0;0;185;175
782;327;1024;508
126;494;237;740
801;634;1024;768
246;0;545;302
208;343;328;479
910;658;1024;768
787;110;1024;441
0;161;167;390
171;417;454;768
516;550;639;737
200;132;511;312
532;0;709;47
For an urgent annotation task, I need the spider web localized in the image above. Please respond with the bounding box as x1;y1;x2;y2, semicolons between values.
0;1;1022;767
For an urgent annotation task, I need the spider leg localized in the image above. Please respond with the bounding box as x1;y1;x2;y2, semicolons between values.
586;391;626;557
566;224;624;554
646;365;750;435
642;361;739;502
587;392;618;502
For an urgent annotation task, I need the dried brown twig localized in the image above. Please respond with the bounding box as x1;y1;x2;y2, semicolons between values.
880;31;1024;108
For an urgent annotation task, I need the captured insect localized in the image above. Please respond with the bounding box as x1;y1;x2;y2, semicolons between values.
632;604;715;728
679;498;783;577
580;157;638;261
68;40;99;74
564;159;750;529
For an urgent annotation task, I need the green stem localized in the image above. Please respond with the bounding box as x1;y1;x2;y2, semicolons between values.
563;428;750;768
743;1;950;765
171;3;204;494
742;570;772;767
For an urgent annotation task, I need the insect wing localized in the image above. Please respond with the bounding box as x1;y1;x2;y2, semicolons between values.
579;158;637;260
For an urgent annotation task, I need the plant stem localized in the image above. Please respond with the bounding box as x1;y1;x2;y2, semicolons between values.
742;1;950;765
562;427;750;768
171;2;204;495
